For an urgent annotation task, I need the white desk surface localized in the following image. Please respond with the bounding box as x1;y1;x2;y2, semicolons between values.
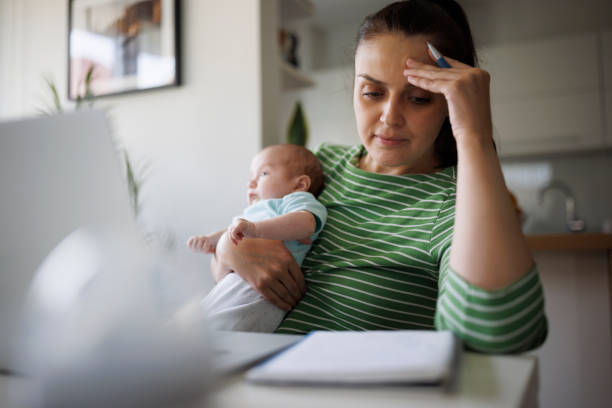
0;352;538;408
209;352;538;408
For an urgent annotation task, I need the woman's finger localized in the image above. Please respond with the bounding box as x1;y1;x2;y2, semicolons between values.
406;57;447;70
404;74;449;95
279;266;303;301
287;261;306;295
266;279;296;310
405;57;461;71
403;67;458;81
260;286;293;311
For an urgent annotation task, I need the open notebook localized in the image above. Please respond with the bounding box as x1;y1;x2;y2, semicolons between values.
246;330;461;386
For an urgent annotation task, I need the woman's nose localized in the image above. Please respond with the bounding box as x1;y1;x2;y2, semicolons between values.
380;99;404;127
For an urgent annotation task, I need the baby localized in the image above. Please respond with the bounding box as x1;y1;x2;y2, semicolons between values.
187;144;327;332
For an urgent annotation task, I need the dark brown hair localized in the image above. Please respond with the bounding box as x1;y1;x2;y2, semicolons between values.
356;0;478;168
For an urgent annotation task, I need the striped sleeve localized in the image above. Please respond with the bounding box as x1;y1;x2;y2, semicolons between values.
434;242;548;353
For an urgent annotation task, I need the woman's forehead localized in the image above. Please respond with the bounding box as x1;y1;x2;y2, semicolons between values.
355;33;434;69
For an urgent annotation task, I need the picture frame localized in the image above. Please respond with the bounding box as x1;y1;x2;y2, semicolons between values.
68;0;181;100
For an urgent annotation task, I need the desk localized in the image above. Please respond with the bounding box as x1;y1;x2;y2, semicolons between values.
210;352;539;408
0;352;538;408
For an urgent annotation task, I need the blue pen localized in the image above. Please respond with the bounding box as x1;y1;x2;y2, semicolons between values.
426;41;451;68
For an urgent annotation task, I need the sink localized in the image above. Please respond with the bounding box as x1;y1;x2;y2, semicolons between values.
522;219;593;235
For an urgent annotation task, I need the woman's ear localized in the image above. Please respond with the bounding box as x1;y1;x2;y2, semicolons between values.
294;175;311;193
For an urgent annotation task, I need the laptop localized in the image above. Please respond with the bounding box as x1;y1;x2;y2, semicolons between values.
0;111;300;383
0;110;136;371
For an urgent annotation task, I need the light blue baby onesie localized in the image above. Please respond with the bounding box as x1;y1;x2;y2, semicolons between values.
202;192;327;332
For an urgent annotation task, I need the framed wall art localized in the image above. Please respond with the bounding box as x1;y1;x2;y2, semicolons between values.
68;0;181;99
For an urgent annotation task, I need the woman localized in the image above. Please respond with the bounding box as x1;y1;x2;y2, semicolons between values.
214;0;547;353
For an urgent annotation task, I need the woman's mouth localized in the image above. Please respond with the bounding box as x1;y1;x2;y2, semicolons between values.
375;134;408;146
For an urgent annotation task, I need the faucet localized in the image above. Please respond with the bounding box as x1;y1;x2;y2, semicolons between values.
538;180;586;233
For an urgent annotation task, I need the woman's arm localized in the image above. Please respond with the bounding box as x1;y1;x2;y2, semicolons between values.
404;52;533;290
451;137;533;289
215;232;306;310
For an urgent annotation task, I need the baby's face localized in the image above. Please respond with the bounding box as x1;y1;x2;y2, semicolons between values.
247;149;299;205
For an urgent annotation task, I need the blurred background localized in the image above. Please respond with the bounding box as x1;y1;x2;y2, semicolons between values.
1;1;611;407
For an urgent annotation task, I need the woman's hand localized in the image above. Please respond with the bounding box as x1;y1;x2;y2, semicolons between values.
403;50;493;148
215;232;306;311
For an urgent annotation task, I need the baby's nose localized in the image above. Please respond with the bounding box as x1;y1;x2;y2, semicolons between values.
248;179;256;188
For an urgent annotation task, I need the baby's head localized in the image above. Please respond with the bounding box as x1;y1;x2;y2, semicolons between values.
247;144;324;205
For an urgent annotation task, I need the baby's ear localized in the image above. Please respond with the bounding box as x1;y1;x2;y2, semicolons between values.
294;175;311;193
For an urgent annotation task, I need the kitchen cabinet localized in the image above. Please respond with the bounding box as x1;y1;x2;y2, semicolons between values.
527;246;612;408
479;32;607;157
603;30;612;147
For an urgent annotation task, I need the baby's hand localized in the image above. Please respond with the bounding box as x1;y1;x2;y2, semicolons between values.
186;235;215;253
228;218;256;245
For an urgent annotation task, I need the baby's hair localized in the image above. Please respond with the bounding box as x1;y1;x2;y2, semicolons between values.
268;144;324;197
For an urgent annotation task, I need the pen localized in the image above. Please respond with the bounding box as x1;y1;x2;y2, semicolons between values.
426;41;451;68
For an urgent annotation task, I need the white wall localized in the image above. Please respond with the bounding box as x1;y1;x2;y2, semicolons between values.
277;64;355;151
0;0;268;291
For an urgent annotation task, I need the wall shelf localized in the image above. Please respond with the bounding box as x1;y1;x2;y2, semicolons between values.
280;60;315;90
281;0;314;21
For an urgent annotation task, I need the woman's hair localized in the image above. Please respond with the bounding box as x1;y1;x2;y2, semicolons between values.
355;0;478;168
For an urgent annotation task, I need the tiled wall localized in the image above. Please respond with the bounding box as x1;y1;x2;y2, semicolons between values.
501;151;612;234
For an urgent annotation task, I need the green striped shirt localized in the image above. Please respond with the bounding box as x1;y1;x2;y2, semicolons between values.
276;144;547;353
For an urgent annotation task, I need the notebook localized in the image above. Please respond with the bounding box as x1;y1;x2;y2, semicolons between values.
246;330;461;386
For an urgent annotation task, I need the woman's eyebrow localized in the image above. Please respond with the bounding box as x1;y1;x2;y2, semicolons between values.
358;74;385;85
358;74;416;90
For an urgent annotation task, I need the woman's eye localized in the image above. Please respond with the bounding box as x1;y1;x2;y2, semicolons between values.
363;91;384;100
410;97;430;105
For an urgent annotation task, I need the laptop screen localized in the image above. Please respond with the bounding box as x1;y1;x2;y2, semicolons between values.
0;110;135;370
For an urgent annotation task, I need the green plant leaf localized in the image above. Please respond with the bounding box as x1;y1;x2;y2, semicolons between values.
43;76;63;114
286;101;308;146
75;65;95;109
124;150;140;216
